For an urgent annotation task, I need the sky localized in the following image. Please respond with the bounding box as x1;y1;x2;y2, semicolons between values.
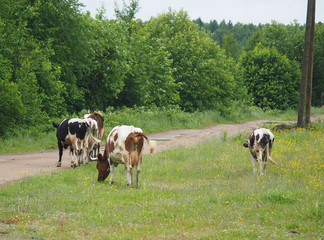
79;0;323;25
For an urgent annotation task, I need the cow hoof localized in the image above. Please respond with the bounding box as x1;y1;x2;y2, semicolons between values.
71;164;77;169
56;162;62;167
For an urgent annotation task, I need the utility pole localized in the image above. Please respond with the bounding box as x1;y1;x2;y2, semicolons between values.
297;0;316;128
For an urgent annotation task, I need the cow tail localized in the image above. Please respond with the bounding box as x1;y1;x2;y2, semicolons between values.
90;135;101;144
136;133;156;154
148;140;156;154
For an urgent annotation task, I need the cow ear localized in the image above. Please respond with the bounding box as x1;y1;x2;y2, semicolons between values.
243;142;248;148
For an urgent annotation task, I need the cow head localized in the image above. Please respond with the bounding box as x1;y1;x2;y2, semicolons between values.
243;129;270;162
96;153;110;181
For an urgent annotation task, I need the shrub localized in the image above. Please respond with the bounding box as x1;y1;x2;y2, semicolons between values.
240;45;300;110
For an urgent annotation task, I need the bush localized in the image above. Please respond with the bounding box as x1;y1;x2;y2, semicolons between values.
240;45;300;110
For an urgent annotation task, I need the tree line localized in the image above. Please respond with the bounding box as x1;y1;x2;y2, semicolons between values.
0;0;323;136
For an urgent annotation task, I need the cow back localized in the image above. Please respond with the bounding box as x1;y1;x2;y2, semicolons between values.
68;121;88;140
87;112;105;139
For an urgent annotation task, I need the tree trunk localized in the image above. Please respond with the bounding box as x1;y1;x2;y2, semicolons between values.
297;0;316;128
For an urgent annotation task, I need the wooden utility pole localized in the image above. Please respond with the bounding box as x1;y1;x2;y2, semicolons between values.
297;0;316;128
305;0;316;127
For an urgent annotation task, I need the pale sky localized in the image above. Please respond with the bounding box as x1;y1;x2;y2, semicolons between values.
79;0;323;25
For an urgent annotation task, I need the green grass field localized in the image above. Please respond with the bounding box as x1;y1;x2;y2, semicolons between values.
0;120;323;239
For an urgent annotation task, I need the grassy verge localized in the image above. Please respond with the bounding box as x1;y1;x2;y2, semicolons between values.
0;122;323;239
0;106;323;154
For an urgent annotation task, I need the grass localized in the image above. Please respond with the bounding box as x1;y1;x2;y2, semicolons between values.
1;106;323;154
0;121;323;239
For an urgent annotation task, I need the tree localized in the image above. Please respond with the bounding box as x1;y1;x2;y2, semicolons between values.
112;1;179;108
82;14;129;110
26;0;93;113
223;32;239;60
146;10;238;113
0;55;25;135
0;0;62;130
118;26;179;108
312;24;324;106
245;30;263;52
262;21;304;62
240;45;300;110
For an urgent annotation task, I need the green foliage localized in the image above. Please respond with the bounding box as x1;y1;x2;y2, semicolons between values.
245;30;263;52
0;0;322;137
0;0;63;134
116;7;180;108
0;55;25;135
82;16;129;110
114;0;140;23
262;21;304;63
240;45;301;110
313;23;324;106
146;10;238;113
223;32;240;60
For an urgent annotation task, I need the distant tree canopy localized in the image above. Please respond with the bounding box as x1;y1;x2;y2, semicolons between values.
0;0;323;136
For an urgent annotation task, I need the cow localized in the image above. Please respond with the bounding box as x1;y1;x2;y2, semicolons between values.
94;125;156;187
83;111;105;158
83;111;105;161
52;118;100;168
243;128;276;175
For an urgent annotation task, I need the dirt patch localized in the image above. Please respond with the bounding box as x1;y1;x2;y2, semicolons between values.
0;115;322;186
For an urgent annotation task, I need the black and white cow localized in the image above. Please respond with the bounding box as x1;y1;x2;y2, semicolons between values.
52;118;100;168
243;128;276;175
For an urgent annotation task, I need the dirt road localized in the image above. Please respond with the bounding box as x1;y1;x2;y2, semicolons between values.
0;116;322;186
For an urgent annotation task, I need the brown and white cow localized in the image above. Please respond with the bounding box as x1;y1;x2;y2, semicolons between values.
95;125;156;187
53;118;100;168
243;128;276;175
83;111;105;161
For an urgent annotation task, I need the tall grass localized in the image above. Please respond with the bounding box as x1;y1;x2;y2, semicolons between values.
0;123;323;239
0;106;323;154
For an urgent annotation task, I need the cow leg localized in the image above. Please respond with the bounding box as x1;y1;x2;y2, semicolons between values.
250;154;257;175
78;149;84;165
259;160;266;175
85;149;90;164
93;144;99;158
135;157;143;188
136;167;141;188
57;142;63;167
70;148;79;168
109;163;115;185
71;149;76;168
125;166;132;187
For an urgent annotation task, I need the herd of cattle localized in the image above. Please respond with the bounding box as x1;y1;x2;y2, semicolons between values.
52;111;276;187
